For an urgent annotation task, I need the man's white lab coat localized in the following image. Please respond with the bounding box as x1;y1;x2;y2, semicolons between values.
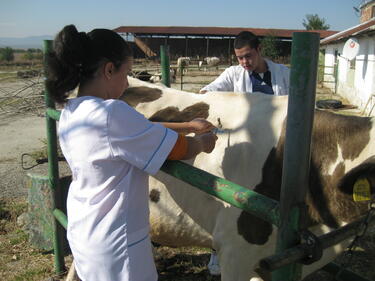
200;59;290;96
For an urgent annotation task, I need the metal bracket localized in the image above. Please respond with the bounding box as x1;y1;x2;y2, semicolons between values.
299;229;323;265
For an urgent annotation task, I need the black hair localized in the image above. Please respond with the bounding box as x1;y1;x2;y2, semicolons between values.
46;24;133;104
233;31;260;50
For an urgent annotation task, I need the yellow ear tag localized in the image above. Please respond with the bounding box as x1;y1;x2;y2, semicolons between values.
353;178;371;202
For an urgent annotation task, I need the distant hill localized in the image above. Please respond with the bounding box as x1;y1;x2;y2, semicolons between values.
0;35;53;49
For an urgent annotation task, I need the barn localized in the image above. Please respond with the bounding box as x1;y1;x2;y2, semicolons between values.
113;26;336;63
320;0;375;116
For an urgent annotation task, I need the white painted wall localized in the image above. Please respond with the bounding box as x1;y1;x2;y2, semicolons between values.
322;44;340;91
321;35;375;116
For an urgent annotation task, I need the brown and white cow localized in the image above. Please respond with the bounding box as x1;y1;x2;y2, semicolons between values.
122;77;375;281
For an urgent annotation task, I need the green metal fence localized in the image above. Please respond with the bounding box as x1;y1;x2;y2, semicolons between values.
40;33;373;281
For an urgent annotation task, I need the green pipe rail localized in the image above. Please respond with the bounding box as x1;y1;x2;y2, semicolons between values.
273;32;320;281
43;40;66;273
42;34;369;281
160;45;170;87
260;214;375;271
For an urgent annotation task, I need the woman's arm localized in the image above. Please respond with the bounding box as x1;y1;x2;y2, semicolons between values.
159;118;216;135
162;119;218;161
168;132;218;160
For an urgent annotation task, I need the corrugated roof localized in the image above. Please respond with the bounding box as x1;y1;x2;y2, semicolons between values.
359;0;375;9
113;26;337;39
320;18;375;45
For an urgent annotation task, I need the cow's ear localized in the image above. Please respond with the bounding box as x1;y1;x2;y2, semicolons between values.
338;156;375;195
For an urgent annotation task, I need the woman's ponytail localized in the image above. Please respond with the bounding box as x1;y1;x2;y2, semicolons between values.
46;24;133;104
46;25;90;103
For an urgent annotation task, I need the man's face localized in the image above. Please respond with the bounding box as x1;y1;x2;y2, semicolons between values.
234;45;261;72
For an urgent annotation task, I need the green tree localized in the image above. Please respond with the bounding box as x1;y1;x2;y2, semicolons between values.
23;50;34;60
261;34;280;60
0;47;15;62
303;14;330;30
33;52;43;60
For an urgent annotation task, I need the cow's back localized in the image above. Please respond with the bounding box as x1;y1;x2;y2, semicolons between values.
124;77;289;247
123;78;375;281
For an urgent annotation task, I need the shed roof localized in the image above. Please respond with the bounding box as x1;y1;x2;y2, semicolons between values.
320;18;375;45
359;0;375;9
113;26;337;40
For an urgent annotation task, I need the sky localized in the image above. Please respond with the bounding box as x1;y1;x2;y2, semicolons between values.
0;0;366;38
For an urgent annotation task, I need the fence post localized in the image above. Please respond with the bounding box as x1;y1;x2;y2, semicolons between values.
160;45;170;87
180;64;184;90
272;32;320;281
43;39;66;274
334;60;339;94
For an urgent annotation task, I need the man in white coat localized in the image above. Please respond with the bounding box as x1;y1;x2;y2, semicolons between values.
201;31;290;276
199;31;290;96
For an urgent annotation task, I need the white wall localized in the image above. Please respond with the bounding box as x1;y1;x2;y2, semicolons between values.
322;45;339;91
322;35;375;116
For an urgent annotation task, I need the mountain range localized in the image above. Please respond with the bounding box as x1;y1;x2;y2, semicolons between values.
0;35;53;49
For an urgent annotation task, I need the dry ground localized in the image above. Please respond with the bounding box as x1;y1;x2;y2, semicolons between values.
0;62;373;281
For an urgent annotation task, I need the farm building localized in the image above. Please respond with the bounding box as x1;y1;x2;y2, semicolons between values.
113;26;336;62
320;0;375;116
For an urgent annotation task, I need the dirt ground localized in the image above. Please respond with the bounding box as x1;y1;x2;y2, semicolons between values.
0;69;373;281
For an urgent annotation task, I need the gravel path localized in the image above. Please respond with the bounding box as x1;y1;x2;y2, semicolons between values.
0;113;46;199
0;110;74;200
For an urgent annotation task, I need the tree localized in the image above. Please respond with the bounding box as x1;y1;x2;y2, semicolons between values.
303;14;330;30
0;47;15;62
23;50;34;60
261;34;280;60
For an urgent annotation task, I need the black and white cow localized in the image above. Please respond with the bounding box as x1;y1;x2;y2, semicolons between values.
122;77;375;281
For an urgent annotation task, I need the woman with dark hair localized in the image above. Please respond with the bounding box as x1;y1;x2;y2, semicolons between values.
46;24;217;281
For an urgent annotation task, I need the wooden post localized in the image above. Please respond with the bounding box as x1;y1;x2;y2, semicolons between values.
206;37;210;57
185;36;188;57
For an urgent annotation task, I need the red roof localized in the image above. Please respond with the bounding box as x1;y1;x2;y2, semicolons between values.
320;18;375;45
113;26;337;39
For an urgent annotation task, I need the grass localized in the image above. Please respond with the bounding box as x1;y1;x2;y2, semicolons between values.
155;246;220;281
25;139;65;165
0;72;17;81
0;61;42;83
0;199;59;281
27;139;48;159
0;97;26;108
0;197;216;281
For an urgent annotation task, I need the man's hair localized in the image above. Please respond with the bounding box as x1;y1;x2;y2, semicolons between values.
234;31;260;50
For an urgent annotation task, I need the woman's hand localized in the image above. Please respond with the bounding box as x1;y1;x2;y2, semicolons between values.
188;118;216;134
183;132;218;159
196;132;218;153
